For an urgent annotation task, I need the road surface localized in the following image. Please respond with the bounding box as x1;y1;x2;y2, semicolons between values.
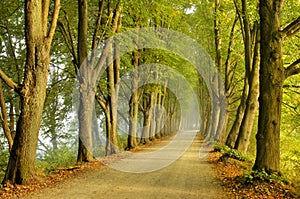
18;132;227;199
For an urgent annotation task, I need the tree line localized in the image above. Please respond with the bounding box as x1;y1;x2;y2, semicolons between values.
0;0;299;185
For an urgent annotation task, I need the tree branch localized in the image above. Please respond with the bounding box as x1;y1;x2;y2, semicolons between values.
57;19;78;71
42;0;50;34
92;0;105;50
0;69;19;90
281;16;300;39
95;94;107;113
0;81;13;151
46;0;61;45
283;85;300;88
285;58;300;77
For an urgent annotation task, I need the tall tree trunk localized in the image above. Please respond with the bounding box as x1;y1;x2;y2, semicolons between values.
221;15;239;144
141;110;150;144
2;0;60;185
253;0;284;173
127;50;140;149
155;90;162;139
155;82;168;139
211;0;223;139
103;2;122;155
77;84;95;162
77;0;122;159
140;95;151;144
149;90;157;141
209;77;221;139
235;22;260;153
218;112;228;144
225;3;253;148
105;47;119;155
225;77;249;148
233;0;259;152
77;0;94;163
198;77;210;136
106;44;119;155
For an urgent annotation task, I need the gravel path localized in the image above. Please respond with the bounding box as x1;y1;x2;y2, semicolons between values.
17;132;227;199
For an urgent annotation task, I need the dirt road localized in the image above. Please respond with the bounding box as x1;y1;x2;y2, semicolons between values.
18;132;227;199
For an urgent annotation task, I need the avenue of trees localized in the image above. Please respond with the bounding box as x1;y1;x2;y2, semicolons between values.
0;0;299;185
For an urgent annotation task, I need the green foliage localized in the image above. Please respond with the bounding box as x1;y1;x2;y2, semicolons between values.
0;150;9;182
281;150;300;186
35;146;77;174
224;149;248;161
214;143;249;161
281;75;300;186
214;143;231;153
243;169;289;185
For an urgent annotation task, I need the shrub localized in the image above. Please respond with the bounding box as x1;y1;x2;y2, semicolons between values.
214;143;249;161
35;146;77;174
243;169;289;185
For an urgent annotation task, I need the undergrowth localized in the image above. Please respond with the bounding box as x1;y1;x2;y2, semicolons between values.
35;146;77;174
213;143;299;198
214;143;251;162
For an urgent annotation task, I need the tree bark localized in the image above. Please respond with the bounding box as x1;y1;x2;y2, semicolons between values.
253;0;284;173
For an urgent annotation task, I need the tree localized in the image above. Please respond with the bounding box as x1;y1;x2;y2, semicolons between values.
0;0;60;184
253;0;300;173
96;1;122;155
58;0;122;161
233;0;260;153
76;0;95;162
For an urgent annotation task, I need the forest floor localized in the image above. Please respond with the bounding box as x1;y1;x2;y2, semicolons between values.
0;132;299;199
